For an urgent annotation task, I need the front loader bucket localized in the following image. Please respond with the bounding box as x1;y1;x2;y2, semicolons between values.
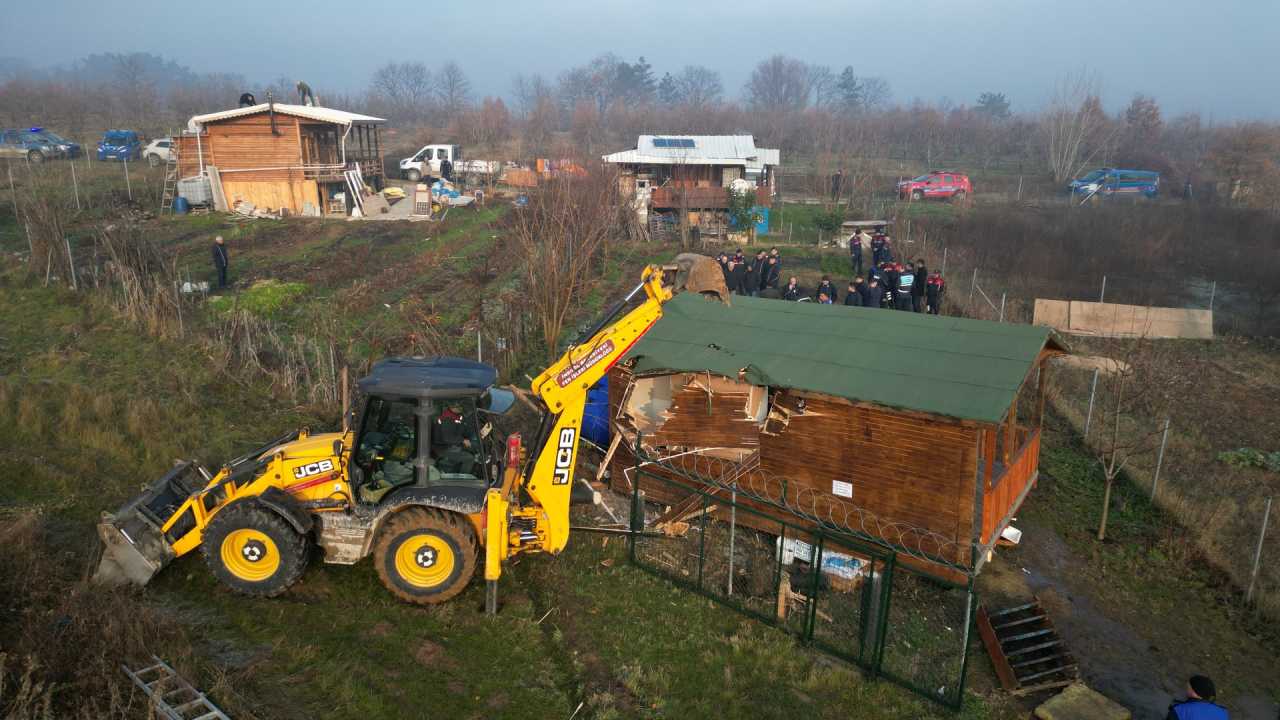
92;461;204;587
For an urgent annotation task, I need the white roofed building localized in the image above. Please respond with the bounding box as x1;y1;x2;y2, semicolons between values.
175;102;386;216
602;135;780;237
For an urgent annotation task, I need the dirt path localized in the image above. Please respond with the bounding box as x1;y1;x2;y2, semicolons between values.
980;513;1278;720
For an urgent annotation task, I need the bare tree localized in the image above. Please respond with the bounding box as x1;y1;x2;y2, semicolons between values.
1092;337;1175;541
370;62;437;123
745;55;812;111
437;61;472;118
1043;70;1111;183
673;65;723;108
807;65;839;110
509;166;628;360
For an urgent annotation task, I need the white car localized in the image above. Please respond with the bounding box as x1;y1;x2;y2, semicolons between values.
143;138;173;167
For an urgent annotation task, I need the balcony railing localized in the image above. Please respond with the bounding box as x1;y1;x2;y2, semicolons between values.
981;427;1041;544
650;185;772;209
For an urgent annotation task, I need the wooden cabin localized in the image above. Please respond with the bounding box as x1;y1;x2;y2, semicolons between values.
174;103;386;215
606;294;1067;582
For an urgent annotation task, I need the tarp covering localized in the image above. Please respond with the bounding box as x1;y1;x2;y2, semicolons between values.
624;294;1065;425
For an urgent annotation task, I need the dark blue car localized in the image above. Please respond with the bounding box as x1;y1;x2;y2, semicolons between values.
33;129;81;158
97;130;141;161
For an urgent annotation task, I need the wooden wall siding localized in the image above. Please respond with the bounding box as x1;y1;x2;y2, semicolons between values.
203;114;304;182
220;180;318;214
759;390;977;567
982;428;1040;544
649;375;763;449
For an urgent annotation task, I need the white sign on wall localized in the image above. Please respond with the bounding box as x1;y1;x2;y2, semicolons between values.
832;480;853;498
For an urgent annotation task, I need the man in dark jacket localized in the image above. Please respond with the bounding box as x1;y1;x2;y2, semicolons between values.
239;92;257;107
926;270;946;315
782;276;803;301
1166;675;1228;719
882;263;900;309
853;276;870;306
727;260;747;295
911;259;927;312
748;250;769;296
212;235;229;289
870;231;887;267
843;281;862;307
865;277;884;308
716;252;731;284
814;276;838;304
849;229;865;276
762;256;781;291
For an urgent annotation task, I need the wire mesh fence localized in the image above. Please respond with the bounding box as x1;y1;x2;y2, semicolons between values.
625;463;975;709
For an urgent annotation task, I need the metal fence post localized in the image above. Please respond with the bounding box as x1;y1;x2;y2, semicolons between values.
968;268;978;307
941;247;948;275
727;484;737;597
123;156;132;201
1151;417;1171;500
1208;280;1217;313
998;293;1006;322
1083;369;1100;439
70;161;81;211
1247;496;1273;604
1099;275;1107;304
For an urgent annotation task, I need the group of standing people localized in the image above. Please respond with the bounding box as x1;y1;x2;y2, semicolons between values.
715;228;947;315
715;247;784;296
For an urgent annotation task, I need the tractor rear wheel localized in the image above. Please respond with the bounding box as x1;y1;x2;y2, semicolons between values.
201;501;309;597
373;507;477;604
911;190;923;201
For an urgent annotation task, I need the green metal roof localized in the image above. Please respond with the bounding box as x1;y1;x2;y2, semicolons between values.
625;294;1066;425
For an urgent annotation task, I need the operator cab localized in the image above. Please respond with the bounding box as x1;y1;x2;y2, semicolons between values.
351;357;514;505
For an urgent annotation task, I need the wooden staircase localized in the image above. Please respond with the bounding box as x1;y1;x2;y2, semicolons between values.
977;597;1079;695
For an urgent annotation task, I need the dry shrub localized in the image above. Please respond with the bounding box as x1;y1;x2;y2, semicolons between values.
0;653;54;720
125;396;160;440
0;511;193;719
92;392;117;423
0;377;12;417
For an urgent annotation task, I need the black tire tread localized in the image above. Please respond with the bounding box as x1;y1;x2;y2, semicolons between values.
200;501;309;597
372;507;478;605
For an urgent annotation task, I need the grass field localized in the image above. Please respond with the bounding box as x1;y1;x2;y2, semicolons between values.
1;167;1277;718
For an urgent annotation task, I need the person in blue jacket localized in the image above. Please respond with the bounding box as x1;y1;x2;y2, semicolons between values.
1166;675;1228;719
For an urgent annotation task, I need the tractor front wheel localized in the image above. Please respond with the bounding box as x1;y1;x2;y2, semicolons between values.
201;501;309;597
373;507;477;604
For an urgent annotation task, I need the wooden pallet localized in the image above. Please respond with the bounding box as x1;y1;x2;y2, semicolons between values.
978;597;1078;695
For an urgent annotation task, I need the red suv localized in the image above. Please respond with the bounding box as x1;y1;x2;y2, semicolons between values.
897;171;972;202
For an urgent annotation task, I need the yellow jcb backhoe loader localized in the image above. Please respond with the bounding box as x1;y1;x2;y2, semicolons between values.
94;263;699;610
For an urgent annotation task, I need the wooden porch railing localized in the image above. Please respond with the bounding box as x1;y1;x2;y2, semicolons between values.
650;185;772;209
982;427;1041;544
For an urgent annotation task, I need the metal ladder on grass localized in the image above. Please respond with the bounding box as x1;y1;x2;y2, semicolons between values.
160;132;180;213
122;655;230;720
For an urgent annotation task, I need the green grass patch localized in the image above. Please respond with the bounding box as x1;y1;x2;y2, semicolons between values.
209;279;309;319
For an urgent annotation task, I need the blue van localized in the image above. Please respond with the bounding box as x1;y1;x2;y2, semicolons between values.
1069;168;1160;199
97;130;141;161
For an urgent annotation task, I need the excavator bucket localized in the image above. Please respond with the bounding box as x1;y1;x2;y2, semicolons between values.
670;253;731;304
92;462;203;586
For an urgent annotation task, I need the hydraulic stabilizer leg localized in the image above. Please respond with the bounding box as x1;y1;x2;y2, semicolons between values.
484;489;508;616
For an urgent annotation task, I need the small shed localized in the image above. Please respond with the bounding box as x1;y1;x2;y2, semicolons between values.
607;294;1067;581
175;103;386;215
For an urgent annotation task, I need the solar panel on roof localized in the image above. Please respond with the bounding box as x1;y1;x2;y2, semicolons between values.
653;137;695;148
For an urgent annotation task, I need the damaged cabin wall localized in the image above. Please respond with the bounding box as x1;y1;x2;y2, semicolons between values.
762;391;978;568
607;366;980;572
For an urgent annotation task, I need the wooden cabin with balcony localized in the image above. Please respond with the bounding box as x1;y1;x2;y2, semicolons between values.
602;135;779;233
175;103;386;215
604;294;1067;582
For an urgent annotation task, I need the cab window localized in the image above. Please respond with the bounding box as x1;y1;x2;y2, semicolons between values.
355;396;418;493
430;398;487;481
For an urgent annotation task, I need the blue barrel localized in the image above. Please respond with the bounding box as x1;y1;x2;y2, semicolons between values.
752;206;770;236
582;376;611;446
173;196;190;214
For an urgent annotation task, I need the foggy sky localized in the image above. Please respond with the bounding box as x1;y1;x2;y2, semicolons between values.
8;0;1279;119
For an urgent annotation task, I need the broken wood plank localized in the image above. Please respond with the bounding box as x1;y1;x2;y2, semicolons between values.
596;434;623;483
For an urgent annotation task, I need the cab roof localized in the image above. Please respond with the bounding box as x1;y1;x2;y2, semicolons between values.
358;357;497;400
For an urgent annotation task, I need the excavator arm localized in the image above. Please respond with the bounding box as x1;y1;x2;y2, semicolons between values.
484;265;672;611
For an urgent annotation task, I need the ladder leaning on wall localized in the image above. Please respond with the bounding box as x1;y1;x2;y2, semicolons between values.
160;131;180;213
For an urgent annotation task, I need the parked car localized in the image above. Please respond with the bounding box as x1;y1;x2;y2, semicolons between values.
143;137;173;167
897;171;973;202
0;128;64;163
97;130;142;162
1068;168;1160;199
32;128;81;158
